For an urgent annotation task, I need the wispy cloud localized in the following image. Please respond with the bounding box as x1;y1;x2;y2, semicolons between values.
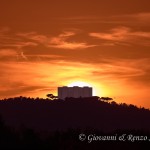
103;12;150;26
1;29;96;62
0;49;17;57
60;12;150;26
92;58;148;79
122;12;150;24
89;26;150;46
0;29;38;50
0;49;29;61
0;58;149;98
62;12;150;27
0;60;94;98
48;31;95;49
60;16;112;24
18;31;96;50
17;32;48;44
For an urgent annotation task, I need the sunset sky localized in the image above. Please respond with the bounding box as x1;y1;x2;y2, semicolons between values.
1;0;150;108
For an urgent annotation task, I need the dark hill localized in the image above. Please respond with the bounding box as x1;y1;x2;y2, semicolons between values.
0;96;150;132
0;97;150;149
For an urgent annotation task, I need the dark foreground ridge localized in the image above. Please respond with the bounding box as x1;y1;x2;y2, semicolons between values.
0;96;150;149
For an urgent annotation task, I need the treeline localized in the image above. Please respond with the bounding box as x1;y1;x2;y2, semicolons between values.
0;96;150;131
0;96;150;149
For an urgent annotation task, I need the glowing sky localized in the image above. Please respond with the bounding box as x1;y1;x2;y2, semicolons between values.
1;0;150;108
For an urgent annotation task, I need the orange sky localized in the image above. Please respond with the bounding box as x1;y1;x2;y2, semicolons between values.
1;0;150;108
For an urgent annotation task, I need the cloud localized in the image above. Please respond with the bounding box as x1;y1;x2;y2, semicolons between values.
103;12;150;27
0;49;27;61
49;40;94;49
0;84;49;98
89;26;150;46
60;16;110;24
21;54;64;62
0;48;65;62
92;58;146;79
0;30;70;61
123;12;150;24
90;27;132;41
18;31;96;50
0;49;17;57
2;42;37;49
133;12;150;19
0;60;94;98
17;32;48;44
60;12;150;26
0;49;31;61
0;30;38;49
48;31;96;49
0;58;149;98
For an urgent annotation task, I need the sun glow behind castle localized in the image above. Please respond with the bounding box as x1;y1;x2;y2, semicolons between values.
67;81;91;87
67;81;97;95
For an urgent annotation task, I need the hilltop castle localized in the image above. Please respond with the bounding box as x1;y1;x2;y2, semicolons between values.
58;86;92;100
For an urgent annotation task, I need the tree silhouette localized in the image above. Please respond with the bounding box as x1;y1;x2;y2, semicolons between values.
46;94;57;100
100;97;113;101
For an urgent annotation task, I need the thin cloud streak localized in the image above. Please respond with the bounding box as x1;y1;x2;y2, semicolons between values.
59;12;150;26
18;31;96;50
89;26;150;46
0;58;148;99
0;49;18;57
48;31;96;49
120;12;150;24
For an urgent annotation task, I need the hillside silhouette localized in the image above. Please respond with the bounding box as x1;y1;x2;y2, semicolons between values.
0;96;150;149
0;96;150;132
